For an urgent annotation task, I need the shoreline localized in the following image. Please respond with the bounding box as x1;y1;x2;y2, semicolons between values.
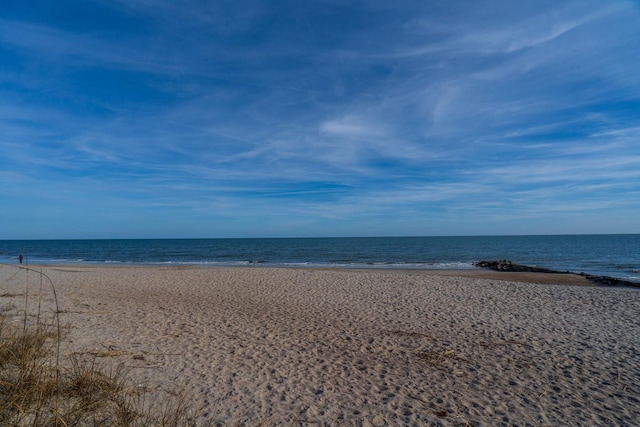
6;251;639;285
1;265;638;425
475;259;640;287
14;263;597;286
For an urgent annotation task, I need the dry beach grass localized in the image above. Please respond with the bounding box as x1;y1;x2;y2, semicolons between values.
0;265;206;426
1;264;638;426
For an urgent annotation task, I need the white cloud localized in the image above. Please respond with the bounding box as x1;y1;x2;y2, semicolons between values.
2;0;639;237
319;118;385;138
459;5;615;55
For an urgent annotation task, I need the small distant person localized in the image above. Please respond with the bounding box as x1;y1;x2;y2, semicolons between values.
19;254;23;264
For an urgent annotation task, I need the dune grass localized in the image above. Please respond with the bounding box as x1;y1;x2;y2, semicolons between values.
0;265;208;427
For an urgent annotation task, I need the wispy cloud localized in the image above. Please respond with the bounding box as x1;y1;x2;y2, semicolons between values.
320;118;385;139
1;0;639;237
0;20;184;75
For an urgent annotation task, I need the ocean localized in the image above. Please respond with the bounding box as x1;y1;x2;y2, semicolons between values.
0;235;638;282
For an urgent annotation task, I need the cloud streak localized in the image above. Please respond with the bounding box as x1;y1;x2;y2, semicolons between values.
1;0;639;238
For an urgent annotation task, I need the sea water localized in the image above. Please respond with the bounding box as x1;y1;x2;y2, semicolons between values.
0;235;638;282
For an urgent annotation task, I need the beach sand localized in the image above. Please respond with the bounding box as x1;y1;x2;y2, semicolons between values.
1;265;638;426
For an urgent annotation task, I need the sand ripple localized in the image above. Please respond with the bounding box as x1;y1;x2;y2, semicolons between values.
2;266;638;426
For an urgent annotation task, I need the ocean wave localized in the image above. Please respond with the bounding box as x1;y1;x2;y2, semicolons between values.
2;236;636;280
90;260;478;269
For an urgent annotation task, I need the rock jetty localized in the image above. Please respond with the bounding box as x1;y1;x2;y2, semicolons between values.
475;260;640;288
475;260;562;274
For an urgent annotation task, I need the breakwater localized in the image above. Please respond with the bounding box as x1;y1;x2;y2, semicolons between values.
476;260;640;288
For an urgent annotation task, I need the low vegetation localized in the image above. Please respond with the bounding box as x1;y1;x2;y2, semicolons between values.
0;265;205;427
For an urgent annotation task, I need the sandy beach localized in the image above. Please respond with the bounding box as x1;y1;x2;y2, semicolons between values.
1;265;639;426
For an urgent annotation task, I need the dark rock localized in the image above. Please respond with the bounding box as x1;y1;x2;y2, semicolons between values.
476;260;640;288
578;273;640;287
474;260;560;274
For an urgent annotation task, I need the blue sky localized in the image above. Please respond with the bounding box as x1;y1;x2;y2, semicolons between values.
1;0;639;239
